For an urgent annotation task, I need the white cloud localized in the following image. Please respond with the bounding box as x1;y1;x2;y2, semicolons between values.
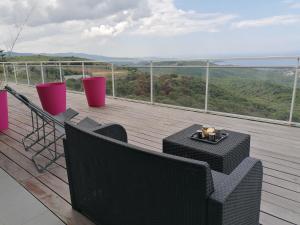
290;3;300;8
83;0;236;38
83;21;130;37
6;0;298;57
133;0;236;36
232;15;300;28
0;0;237;51
0;0;149;26
282;0;300;8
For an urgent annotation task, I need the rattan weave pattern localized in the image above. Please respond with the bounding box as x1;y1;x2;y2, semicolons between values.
163;124;250;174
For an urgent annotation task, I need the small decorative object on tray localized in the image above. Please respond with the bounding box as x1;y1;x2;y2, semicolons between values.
190;125;228;144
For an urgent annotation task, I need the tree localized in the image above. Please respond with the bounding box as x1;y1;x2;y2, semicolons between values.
0;50;5;62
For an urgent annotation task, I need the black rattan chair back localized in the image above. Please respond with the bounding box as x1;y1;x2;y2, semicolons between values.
64;122;214;225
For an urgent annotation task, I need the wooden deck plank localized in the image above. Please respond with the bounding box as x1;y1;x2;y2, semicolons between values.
260;212;296;225
10;95;300;160
7;97;300;220
0;138;70;201
0;148;94;225
1;83;300;225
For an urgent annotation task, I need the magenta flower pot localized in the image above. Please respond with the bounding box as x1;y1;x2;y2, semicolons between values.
0;90;8;131
36;82;66;115
82;77;106;107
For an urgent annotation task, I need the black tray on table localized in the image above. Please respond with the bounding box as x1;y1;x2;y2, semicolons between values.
190;131;229;144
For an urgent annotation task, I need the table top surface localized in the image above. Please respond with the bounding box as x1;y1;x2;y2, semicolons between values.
163;124;250;156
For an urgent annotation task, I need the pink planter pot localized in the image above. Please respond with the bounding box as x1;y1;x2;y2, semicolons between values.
36;82;66;115
82;77;106;107
0;90;8;131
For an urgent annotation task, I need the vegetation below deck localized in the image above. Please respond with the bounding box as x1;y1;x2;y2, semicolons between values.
0;56;299;122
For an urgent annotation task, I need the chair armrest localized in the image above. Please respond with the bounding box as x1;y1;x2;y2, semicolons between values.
76;117;100;130
4;85;15;94
93;123;128;142
54;108;79;124
62;108;79;121
208;157;263;225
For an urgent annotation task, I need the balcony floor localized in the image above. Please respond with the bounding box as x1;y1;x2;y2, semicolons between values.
1;83;300;225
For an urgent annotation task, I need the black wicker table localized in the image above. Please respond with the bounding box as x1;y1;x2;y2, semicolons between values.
163;124;250;174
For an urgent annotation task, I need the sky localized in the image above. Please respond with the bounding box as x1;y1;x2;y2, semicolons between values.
0;0;300;58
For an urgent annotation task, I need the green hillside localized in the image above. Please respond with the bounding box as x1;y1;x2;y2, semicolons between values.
1;57;299;123
5;54;88;62
113;66;300;122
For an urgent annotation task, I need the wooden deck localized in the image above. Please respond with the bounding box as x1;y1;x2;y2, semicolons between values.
0;83;300;225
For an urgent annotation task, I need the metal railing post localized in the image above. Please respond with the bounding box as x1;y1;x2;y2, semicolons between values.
59;62;63;82
2;63;7;83
13;63;18;84
40;62;44;83
111;63;115;97
204;60;210;112
288;58;299;124
150;61;154;104
25;63;30;86
82;62;85;78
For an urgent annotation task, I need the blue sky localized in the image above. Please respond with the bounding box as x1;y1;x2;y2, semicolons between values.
0;0;300;57
170;0;300;57
175;0;296;18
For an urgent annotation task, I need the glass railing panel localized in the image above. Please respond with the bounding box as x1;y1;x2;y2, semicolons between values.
3;64;15;82
15;64;28;84
293;70;300;123
153;65;206;109
106;75;112;96
28;64;43;85
212;58;297;67
114;66;150;101
62;63;83;92
43;64;61;83
84;63;112;95
0;65;3;84
208;67;295;121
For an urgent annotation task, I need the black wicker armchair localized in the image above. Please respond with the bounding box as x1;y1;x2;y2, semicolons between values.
63;122;263;225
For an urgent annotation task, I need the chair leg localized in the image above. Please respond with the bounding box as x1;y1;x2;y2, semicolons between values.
30;133;65;173
32;151;64;173
24;109;66;173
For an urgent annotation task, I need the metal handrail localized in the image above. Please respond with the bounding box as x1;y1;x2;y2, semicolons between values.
1;55;300;64
1;56;299;126
2;63;297;69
